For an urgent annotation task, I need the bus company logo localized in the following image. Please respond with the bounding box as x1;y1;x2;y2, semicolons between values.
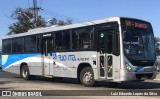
132;66;137;69
53;53;57;59
2;91;11;96
52;53;76;61
58;55;76;61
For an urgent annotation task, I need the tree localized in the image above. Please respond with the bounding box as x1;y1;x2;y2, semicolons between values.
48;18;58;26
8;8;73;35
8;8;46;34
48;18;73;26
155;36;160;44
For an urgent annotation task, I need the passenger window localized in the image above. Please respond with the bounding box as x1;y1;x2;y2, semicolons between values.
62;30;70;50
12;38;24;53
72;27;94;49
25;36;37;52
3;39;12;53
55;31;70;50
37;35;40;51
72;30;78;49
55;32;63;50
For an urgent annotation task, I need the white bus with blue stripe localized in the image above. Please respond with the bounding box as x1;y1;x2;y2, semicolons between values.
2;17;157;86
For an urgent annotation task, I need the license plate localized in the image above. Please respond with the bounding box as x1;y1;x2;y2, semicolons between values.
141;77;147;80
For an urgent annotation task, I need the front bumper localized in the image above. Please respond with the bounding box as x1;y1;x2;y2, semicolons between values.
120;69;157;81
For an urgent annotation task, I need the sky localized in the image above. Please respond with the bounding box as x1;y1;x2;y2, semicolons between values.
0;0;160;38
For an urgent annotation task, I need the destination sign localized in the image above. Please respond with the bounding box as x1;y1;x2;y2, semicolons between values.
125;20;148;29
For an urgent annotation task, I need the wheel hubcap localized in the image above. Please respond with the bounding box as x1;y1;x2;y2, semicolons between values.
22;69;27;78
83;72;92;83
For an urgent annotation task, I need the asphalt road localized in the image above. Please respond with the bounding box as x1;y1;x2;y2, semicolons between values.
0;70;160;99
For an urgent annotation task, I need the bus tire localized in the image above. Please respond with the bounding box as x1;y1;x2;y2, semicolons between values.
80;67;95;87
21;65;31;80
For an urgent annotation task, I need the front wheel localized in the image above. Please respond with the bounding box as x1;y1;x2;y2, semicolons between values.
80;67;95;87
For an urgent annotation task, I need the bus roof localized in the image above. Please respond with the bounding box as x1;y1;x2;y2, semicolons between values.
2;16;148;39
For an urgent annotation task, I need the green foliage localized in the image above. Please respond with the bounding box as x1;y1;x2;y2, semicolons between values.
48;18;73;26
155;36;160;43
8;8;46;34
8;8;73;35
155;36;160;57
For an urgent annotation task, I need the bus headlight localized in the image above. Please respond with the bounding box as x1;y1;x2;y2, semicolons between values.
125;63;132;71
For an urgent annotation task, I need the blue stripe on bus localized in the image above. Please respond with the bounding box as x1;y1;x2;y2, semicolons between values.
134;66;144;72
2;53;41;70
128;62;144;72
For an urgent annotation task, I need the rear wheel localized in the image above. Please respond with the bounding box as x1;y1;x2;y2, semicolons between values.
80;67;95;87
21;65;31;80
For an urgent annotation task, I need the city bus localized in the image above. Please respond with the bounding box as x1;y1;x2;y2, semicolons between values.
2;17;157;86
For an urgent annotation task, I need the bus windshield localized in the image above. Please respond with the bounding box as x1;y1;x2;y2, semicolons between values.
121;18;155;66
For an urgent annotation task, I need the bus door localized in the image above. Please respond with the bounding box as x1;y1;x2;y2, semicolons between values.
98;29;120;80
42;38;53;75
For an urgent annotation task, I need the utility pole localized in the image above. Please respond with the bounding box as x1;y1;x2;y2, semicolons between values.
32;0;41;27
